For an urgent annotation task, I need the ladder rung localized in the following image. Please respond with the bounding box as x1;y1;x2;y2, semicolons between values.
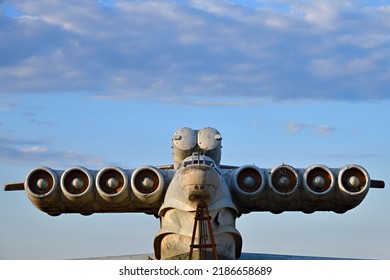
190;244;217;249
189;201;219;260
195;216;211;221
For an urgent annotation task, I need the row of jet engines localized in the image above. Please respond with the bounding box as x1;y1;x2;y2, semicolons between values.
23;163;373;216
24;165;170;216
230;163;372;214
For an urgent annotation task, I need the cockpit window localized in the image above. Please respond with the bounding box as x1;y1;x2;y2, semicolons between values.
179;157;221;175
183;160;214;167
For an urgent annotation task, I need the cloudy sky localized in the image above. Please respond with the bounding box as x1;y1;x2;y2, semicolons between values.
0;0;389;259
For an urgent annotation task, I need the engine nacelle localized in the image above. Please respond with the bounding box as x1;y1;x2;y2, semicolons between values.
131;166;165;204
96;166;130;204
268;164;300;197
172;127;198;169
172;127;222;168
60;167;96;208
337;164;370;201
231;165;266;204
197;127;222;167
24;167;64;216
303;164;335;200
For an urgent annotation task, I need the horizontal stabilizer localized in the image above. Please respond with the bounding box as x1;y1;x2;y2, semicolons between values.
4;182;24;191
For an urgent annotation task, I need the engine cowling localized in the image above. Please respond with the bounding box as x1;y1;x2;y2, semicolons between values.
303;164;335;200
131;166;165;204
24;167;64;216
96;166;130;204
172;127;197;169
231;165;266;204
269;164;300;197
172;127;222;168
338;164;370;200
60;167;96;207
197;127;222;167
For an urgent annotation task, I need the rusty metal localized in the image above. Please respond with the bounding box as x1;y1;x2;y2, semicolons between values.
189;200;218;260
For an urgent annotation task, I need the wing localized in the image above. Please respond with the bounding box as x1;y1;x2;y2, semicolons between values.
223;163;385;214
4;165;175;216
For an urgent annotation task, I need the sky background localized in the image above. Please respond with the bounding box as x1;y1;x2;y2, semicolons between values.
0;0;389;259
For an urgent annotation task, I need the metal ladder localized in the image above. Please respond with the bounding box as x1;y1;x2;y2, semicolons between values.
189;200;218;260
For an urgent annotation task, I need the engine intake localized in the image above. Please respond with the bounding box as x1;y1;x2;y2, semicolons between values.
303;165;335;198
231;165;266;203
96;166;129;203
269;164;299;196
338;165;370;197
25;167;63;216
61;167;95;204
131;166;165;204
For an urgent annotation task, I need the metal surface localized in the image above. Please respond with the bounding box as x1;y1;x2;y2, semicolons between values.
3;127;385;259
189;201;218;260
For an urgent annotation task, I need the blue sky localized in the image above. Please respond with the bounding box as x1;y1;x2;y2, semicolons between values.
0;0;389;259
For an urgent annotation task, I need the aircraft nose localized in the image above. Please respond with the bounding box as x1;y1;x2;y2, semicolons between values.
179;165;220;201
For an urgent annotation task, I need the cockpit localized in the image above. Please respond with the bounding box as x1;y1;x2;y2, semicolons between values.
179;154;221;174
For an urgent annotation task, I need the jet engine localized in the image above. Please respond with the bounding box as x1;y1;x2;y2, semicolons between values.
337;164;370;201
172;127;197;169
269;164;300;197
96;166;130;204
60;167;97;215
197;127;222;167
24;167;64;216
172;127;222;168
231;165;266;204
131;166;165;204
303;164;335;200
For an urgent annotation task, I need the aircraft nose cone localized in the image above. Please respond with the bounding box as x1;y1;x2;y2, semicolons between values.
180;165;219;202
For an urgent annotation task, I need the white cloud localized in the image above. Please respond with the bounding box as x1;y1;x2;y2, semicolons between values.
311;125;335;136
0;0;389;103
285;122;305;134
0;145;106;167
21;146;49;154
301;2;337;28
284;122;335;136
0;101;18;111
0;135;106;167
